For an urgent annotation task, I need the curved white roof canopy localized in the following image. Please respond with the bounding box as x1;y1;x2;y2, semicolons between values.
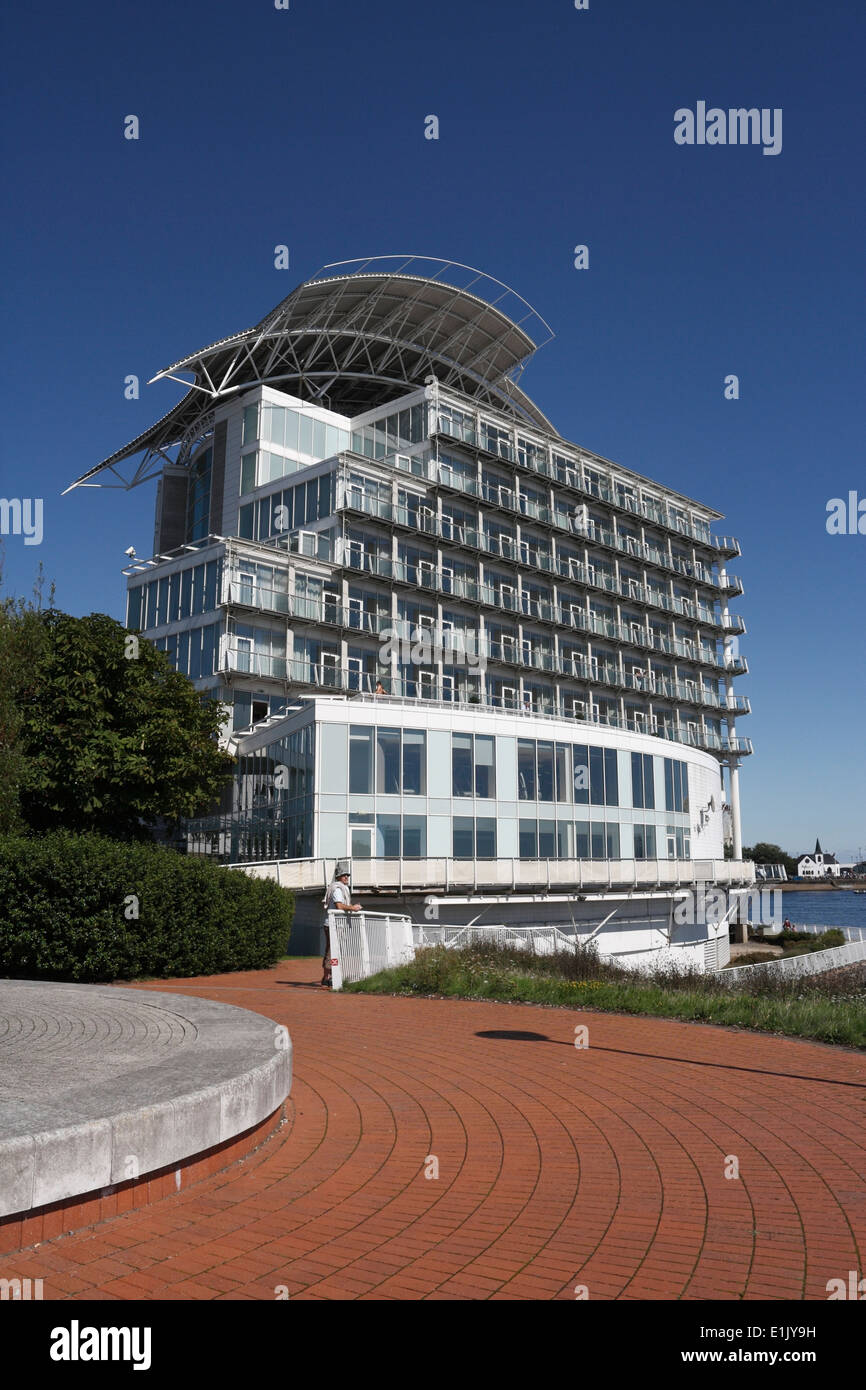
64;256;556;493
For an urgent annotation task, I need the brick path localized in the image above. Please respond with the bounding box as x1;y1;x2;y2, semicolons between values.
8;959;866;1300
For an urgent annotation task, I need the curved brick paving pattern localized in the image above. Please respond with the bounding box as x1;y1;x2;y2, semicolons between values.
6;960;865;1301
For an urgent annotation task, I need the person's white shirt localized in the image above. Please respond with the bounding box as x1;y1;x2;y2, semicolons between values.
327;880;353;911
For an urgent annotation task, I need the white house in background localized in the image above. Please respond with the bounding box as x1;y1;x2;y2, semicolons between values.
797;839;844;878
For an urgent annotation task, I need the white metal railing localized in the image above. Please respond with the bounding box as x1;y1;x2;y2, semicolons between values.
416;923;576;955
234;855;756;894
718;938;866;984
329;910;415;990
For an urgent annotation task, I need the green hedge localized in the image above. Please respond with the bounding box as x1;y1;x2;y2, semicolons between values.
0;833;293;982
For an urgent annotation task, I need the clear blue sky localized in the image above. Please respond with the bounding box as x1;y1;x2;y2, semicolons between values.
1;0;863;859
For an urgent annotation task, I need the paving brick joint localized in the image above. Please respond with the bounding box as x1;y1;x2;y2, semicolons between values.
2;961;864;1301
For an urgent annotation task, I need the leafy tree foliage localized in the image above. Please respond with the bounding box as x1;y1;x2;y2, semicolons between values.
742;842;799;876
11;609;233;837
0;563;53;833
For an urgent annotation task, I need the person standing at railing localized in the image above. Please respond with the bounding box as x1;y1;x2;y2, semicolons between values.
321;869;361;988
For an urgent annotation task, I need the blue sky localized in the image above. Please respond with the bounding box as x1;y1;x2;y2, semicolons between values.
1;0;863;859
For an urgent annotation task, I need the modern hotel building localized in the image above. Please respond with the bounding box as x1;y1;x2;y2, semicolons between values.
69;258;754;965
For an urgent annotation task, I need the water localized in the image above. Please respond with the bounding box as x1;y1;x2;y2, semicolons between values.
774;890;866;941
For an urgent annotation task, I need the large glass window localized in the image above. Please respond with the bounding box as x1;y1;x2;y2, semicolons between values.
517;740;536;800
376;728;401;794
634;823;657;859
403;729;426;795
452;733;473;797
518;819;537;858
631;753;655;809
243;403;259;445
376;814;401;857
664;758;689;813
453;817;474;859
474;735;495;798
452;733;495;798
402;815;427;858
349;726;373;794
537;742;554;801
573;744;589;805
476;818;496;858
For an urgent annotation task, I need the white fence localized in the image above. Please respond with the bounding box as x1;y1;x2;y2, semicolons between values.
719;938;866;985
328;911;415;990
329;914;580;988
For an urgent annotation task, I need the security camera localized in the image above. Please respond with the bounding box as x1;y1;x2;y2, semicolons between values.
124;546;136;558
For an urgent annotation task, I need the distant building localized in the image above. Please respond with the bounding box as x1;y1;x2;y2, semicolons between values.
797;839;844;878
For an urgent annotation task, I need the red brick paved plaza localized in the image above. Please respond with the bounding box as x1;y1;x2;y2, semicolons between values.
9;959;866;1301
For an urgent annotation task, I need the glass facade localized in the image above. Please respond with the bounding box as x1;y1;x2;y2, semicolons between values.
239;471;335;540
186;448;212;541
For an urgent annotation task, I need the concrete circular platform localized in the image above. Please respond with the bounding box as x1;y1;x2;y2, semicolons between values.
0;980;292;1220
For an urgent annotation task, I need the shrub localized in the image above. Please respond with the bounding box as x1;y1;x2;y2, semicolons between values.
0;832;293;982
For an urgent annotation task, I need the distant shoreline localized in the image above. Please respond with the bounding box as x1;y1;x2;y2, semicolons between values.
774;881;865;892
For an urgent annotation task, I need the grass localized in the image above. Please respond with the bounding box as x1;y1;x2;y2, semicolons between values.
345;942;866;1049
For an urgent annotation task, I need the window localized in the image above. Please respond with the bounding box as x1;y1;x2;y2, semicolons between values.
403;729;426;795
538;819;556;858
376;814;401;858
452;732;496;798
519;818;537;858
402;815;427;858
537;742;554;801
476;818;496;859
573;744;589;805
453;817;474;859
634;824;657;860
349;726;373;794
377;728;401;794
242;404;259;446
452;733;473;797
240;454;257;494
664;758;689;812
631;753;655;809
474;735;495;799
555;744;570;802
517;740;536;800
575;821;590;858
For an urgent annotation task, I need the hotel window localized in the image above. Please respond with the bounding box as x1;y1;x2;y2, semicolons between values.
452;733;495;798
666;825;691;859
634;824;657;860
127;586;143;629
453;816;496;860
575;820;590;858
349;726;373;794
589;746;619;806
377;728;401;795
517;740;536;800
664;758;690;813
481;421;513;458
402;815;427;858
376;727;426;795
631;753;655;809
242;403;259;446
376;814;401;858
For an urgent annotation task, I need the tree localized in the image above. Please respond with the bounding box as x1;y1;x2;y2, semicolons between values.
742;842;799;877
14;610;234;837
0;561;53;833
